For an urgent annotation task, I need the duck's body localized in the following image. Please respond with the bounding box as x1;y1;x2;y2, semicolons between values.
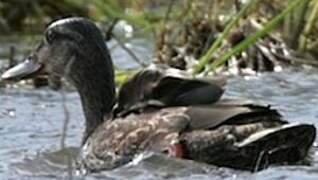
81;102;283;171
78;68;313;172
1;17;316;173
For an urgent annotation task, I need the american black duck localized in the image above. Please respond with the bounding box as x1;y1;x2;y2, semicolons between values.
1;17;316;173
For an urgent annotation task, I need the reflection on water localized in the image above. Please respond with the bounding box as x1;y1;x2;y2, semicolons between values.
1;67;318;180
12;147;78;178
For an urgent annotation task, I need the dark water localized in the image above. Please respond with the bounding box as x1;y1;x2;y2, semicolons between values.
1;38;318;179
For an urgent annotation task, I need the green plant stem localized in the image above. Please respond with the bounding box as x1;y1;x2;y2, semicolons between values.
193;0;259;74
209;0;305;70
288;0;310;49
298;0;318;52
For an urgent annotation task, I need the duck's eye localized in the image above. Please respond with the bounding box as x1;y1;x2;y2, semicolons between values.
45;30;57;44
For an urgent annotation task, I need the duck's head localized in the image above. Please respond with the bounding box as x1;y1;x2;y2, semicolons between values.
2;18;116;143
1;17;114;88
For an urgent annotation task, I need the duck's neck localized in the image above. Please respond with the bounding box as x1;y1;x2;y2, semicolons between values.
70;53;116;144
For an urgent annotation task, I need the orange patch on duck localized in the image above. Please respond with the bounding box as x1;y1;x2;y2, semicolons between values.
167;142;185;158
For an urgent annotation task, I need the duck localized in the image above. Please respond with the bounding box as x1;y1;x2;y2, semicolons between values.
1;17;316;173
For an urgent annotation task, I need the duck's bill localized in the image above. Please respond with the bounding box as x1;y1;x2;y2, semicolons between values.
1;57;43;81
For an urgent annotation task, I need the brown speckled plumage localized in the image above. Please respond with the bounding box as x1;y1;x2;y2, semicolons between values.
2;17;316;173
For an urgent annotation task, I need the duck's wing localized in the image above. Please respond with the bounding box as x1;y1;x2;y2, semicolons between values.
182;123;316;171
185;99;286;130
115;67;225;116
177;101;315;171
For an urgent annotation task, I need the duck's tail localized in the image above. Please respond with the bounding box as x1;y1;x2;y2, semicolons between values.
180;123;316;171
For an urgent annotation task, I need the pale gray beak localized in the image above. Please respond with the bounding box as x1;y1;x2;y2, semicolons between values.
1;57;43;81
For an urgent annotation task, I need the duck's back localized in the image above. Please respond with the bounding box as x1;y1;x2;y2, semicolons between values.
114;67;225;116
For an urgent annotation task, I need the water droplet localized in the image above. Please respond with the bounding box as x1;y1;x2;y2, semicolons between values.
2;108;16;117
8;110;15;117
